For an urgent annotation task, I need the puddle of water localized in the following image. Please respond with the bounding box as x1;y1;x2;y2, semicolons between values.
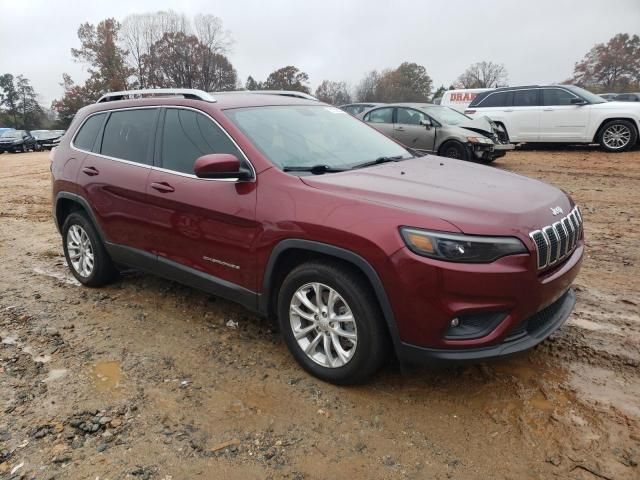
46;369;69;382
90;361;123;391
32;266;80;286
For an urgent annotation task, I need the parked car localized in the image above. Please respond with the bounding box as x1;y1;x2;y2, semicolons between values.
613;92;640;102
439;88;495;113
599;93;618;101
465;85;640;152
52;88;583;384
34;130;65;150
339;103;385;116
0;130;38;153
0;127;15;137
358;103;513;163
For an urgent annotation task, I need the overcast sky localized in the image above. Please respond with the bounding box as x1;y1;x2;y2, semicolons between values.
1;0;639;106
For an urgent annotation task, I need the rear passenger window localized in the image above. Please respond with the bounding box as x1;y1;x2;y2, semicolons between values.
160;108;242;175
101;109;158;164
513;90;540;107
365;108;393;123
543;89;577;106
478;92;509;107
74;113;106;152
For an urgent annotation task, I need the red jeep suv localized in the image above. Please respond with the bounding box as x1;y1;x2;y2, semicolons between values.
51;89;584;384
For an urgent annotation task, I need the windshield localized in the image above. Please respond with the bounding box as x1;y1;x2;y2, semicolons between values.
564;85;606;104
1;131;22;139
225;105;411;170
420;106;471;125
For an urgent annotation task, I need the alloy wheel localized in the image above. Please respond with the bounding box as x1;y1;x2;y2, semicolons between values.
602;124;631;149
67;225;94;278
289;282;357;368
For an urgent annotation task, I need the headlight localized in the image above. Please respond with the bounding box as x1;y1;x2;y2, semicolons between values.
400;227;528;263
466;136;493;144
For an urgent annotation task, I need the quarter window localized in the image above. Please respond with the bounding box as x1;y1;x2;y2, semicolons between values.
365;107;393;124
101;109;158;164
160;108;242;175
478;91;510;107
543;89;578;106
74;113;106;152
513;89;540;107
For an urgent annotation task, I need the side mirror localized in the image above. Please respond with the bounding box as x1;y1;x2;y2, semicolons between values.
194;154;251;180
570;98;587;105
420;119;432;129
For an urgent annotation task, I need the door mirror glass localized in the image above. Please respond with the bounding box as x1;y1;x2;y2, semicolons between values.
194;153;249;180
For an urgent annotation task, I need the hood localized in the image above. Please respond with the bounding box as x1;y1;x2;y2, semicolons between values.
455;116;496;138
300;156;572;238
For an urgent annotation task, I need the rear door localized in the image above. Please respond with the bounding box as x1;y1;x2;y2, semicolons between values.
539;87;591;141
144;107;259;291
393;107;435;151
76;108;159;251
363;107;395;138
508;89;542;141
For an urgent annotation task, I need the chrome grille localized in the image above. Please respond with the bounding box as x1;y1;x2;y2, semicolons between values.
530;206;583;270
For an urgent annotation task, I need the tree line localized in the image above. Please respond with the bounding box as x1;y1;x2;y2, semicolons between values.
0;10;639;130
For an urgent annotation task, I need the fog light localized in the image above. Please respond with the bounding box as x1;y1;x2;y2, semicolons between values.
450;318;460;328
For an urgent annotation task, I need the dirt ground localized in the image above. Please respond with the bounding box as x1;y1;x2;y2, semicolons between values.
0;148;638;480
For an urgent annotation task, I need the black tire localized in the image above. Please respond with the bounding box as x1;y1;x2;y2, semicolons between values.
62;211;118;287
277;261;389;385
21;144;27;153
439;140;469;161
597;120;638;152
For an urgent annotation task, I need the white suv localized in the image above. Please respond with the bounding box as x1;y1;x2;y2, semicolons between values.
465;85;640;152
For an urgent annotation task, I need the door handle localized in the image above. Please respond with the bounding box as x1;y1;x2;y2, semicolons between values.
394;127;405;131
503;109;514;113
150;181;175;193
543;108;554;111
82;166;99;176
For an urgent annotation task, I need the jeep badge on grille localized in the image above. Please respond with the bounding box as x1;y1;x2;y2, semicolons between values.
550;206;564;216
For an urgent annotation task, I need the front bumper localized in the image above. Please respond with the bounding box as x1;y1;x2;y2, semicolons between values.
397;288;575;363
470;142;515;160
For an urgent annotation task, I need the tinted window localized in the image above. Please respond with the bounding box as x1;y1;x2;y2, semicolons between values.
101;109;157;164
396;108;426;125
478;91;509;107
365;107;393;123
161;108;242;174
74;114;106;151
513;89;540;107
543;88;578;106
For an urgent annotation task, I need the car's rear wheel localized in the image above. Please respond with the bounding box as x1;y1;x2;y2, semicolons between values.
62;212;118;287
439;141;469;161
277;261;389;384
598;120;637;152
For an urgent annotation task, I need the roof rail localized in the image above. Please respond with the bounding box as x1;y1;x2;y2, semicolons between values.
211;90;318;101
96;88;216;103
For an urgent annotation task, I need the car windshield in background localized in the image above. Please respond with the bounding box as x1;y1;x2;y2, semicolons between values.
1;132;22;139
564;85;606;104
420;106;471;126
225;105;412;171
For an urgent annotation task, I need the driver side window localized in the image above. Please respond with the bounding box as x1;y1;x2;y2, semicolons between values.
396;108;427;126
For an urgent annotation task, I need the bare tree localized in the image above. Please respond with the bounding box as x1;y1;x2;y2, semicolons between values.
315;80;351;105
355;70;380;102
121;11;230;88
455;61;508;89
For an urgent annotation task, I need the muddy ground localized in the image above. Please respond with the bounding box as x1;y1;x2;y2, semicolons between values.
0;148;638;480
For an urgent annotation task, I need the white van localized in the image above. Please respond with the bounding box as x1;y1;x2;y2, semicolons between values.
439;88;495;113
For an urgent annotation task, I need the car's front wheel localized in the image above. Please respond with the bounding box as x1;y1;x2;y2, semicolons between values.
62;212;118;287
439;140;469;161
598;120;637;152
278;261;389;384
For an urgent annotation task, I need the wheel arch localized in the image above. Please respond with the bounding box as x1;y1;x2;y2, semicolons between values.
55;192;105;241
593;117;639;143
259;239;402;354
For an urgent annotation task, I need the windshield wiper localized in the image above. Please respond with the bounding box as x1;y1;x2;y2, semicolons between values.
283;164;349;174
351;155;406;170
